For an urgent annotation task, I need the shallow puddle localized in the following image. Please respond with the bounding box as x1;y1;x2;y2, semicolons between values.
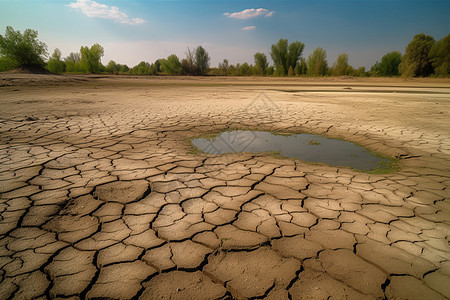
192;130;395;172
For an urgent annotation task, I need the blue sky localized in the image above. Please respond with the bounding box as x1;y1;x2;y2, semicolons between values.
0;0;449;69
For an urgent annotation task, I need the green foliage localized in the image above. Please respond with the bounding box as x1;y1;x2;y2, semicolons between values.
270;39;288;75
228;64;240;76
287;66;294;76
294;58;307;76
120;64;129;73
64;52;83;73
131;61;153;75
398;61;414;77
135;59;161;75
371;51;402;77
105;60;119;74
253;52;268;75
181;47;196;75
218;59;229;75
0;26;48;67
270;39;305;76
287;41;305;71
429;34;450;77
352;66;368;77
195;46;210;75
52;48;62;61
66;52;81;63
370;62;380;76
105;61;130;74
7;25;444;79
47;48;65;74
399;33;435;77
0;55;19;71
80;43;104;73
179;46;210;75
307;47;328;76
151;59;161;74
332;53;350;76
206;67;221;76
239;62;252;76
138;61;151;75
97;63;105;73
180;59;190;75
382;52;402;76
161;54;181;75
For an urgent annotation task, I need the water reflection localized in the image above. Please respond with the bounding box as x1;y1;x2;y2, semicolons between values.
192;130;392;171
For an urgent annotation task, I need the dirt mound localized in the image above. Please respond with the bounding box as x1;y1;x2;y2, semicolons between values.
6;65;55;75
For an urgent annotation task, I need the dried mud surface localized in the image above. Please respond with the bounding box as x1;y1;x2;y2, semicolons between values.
0;74;449;299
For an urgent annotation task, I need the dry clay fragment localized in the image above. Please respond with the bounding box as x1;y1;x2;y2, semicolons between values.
204;247;300;299
141;271;227;299
94;180;150;204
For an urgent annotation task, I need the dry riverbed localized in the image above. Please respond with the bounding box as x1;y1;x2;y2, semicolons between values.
0;74;449;299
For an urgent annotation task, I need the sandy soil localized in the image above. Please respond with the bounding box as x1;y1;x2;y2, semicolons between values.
0;74;449;299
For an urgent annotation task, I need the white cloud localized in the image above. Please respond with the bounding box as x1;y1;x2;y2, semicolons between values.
223;8;274;19
242;26;256;31
68;0;146;25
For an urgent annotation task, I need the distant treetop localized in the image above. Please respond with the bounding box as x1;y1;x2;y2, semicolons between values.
0;26;48;68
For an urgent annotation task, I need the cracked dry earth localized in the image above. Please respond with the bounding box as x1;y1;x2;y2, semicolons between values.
0;75;450;299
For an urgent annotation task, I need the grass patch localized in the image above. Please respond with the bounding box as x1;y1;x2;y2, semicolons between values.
187;142;203;155
363;153;400;174
308;139;321;145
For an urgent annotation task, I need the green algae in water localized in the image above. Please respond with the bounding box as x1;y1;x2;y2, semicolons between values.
192;130;397;173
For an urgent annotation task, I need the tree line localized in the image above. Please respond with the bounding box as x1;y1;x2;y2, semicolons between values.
0;26;449;77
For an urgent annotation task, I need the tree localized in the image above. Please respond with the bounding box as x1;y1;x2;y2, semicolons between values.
136;61;151;75
195;46;210;75
218;59;229;75
287;41;305;71
307;47;328;76
332;53;350;76
228;64;240;76
150;59;161;74
371;51;402;77
287;66;294;76
80;43;104;73
161;54;181;75
106;60;120;74
47;48;65;74
0;26;48;68
181;47;197;75
353;66;367;77
239;63;252;76
254;52;268;75
399;33;435;77
132;61;154;75
66;52;81;63
295;58;307;76
120;64;129;73
180;59;190;75
270;39;288;75
270;39;305;76
65;52;82;73
429;34;450;77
